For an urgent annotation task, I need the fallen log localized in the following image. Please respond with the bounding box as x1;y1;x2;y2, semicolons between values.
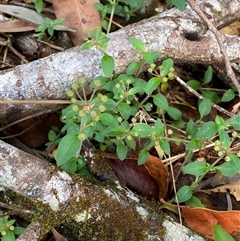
0;140;206;241
0;0;240;125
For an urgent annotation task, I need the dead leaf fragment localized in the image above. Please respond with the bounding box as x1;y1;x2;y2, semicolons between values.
144;155;169;200
0;4;75;32
102;152;169;200
52;0;101;45
0;19;37;33
52;228;68;241
182;206;240;239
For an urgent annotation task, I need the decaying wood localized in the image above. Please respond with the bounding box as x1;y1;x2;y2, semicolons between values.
0;140;206;241
0;0;240;125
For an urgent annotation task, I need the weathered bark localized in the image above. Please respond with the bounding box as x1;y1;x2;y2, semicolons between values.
0;0;240;125
0;140;206;241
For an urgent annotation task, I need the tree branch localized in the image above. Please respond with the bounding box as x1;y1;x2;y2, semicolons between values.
0;0;240;125
0;140;205;241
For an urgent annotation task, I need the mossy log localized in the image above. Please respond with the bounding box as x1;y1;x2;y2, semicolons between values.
0;140;206;240
0;0;240;125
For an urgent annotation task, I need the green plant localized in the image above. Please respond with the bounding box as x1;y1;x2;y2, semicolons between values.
0;211;25;241
94;0;145;33
176;113;240;203
50;29;240;194
94;0;187;33
213;224;235;241
186;66;236;105
32;0;44;13
166;0;186;11
34;17;64;40
49;30;180;172
48;27;239;238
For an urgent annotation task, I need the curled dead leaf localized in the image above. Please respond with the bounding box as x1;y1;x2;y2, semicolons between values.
52;0;101;45
102;152;169;201
181;206;240;240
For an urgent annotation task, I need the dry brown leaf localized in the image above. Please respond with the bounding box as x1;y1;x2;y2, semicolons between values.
102;152;159;200
144;155;169;200
52;0;101;46
181;206;240;240
205;179;240;201
0;19;37;32
52;228;68;241
102;153;169;200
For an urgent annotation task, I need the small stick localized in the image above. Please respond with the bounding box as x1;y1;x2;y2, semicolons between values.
176;76;234;117
186;0;240;97
0;100;71;104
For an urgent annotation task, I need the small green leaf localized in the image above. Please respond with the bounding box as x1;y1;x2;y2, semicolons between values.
138;149;150;165
101;55;114;77
167;106;182;120
90;76;107;89
161;58;174;76
221;89;235;102
129;37;145;51
219;129;231;149
104;98;118;109
186;80;200;90
48;129;57;142
186;119;197;138
56;135;81;166
199;99;212;119
34;0;44;13
116;141;128;160
61;158;78;173
125;137;136;150
47;26;54;36
201;90;221;103
203;66;213;85
128;86;141;95
66;122;80;135
215;154;240;177
102;19;109;31
152;93;169;110
228;154;240;172
132;78;147;93
168;0;186;11
7;219;15;226
159;139;170;155
177;185;193;203
196;121;218;138
53;18;64;25
143;51;161;65
154;119;164;136
81;41;95;50
186;138;202;150
2;230;15;241
214;224;235;241
118;102;132;120
13;226;25;235
227;115;240;131
183;161;209;177
185;196;205;208
100;113;119;126
126;61;141;75
94;2;104;11
132;123;153;138
146;77;161;94
215;163;236;177
103;126;125;136
215;115;225;126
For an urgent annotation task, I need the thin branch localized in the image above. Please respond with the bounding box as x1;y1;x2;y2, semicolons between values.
186;0;240;97
176;76;234;117
0;100;71;104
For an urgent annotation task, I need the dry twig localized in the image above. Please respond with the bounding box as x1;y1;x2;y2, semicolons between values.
186;0;240;97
